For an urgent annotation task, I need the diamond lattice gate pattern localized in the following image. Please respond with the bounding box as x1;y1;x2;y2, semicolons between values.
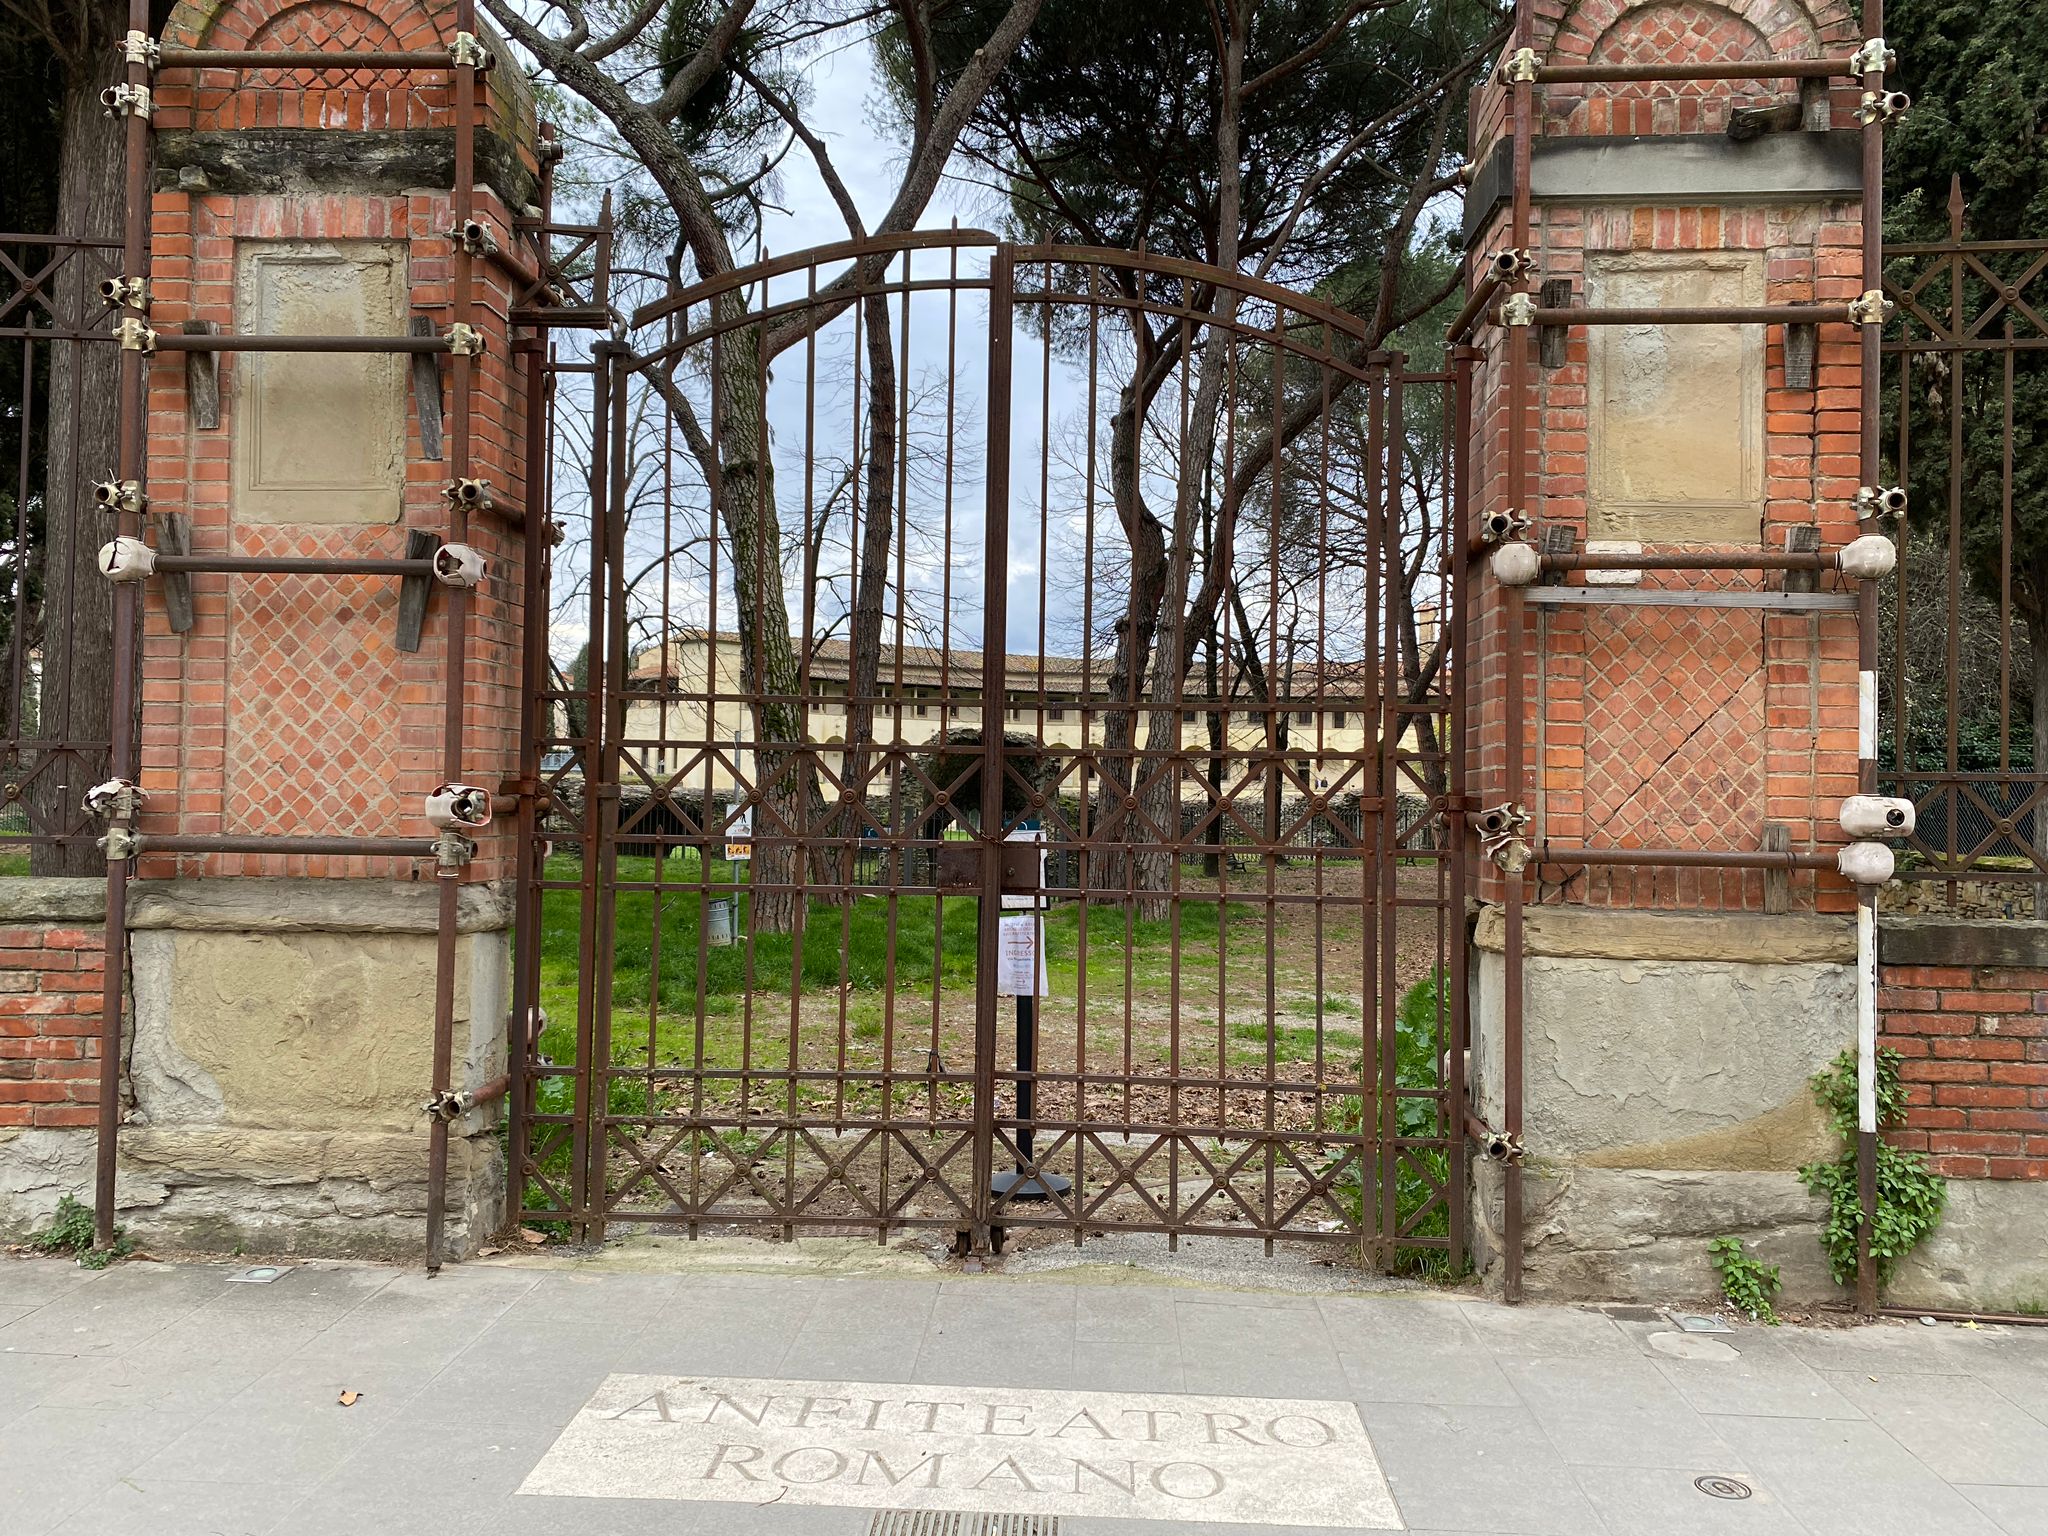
512;234;1467;1269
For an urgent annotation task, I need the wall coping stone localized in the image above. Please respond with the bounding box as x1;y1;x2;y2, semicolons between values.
1877;917;2048;970
126;878;513;935
0;878;110;924
1472;903;1853;962
1463;129;1862;243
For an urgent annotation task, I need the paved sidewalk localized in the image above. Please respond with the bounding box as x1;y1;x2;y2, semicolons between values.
2;1246;2045;1535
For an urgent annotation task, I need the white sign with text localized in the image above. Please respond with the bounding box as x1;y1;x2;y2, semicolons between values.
518;1373;1399;1528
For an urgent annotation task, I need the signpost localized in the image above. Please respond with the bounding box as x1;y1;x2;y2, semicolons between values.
993;823;1069;1201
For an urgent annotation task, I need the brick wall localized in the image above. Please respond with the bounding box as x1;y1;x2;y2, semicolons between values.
1881;957;2048;1182
1464;0;1863;912
0;918;106;1132
138;0;535;885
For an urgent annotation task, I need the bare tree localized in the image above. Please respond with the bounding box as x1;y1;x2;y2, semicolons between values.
484;0;1044;928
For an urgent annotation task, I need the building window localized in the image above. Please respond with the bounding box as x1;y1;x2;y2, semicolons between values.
1048;707;1065;722
1331;711;1346;729
1296;710;1313;726
915;704;928;717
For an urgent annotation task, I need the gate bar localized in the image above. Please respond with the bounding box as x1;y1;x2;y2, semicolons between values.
969;243;1017;1257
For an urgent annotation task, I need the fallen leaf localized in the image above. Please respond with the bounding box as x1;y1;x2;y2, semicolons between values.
338;1390;360;1407
477;1246;502;1258
518;1228;547;1246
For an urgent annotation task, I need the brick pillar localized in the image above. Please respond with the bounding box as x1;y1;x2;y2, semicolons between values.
96;0;538;1255
1463;0;1873;1301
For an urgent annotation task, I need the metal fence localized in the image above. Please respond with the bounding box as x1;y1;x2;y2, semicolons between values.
0;234;126;872
1878;178;2047;887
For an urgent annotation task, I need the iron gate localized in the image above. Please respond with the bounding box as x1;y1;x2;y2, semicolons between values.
512;232;1467;1269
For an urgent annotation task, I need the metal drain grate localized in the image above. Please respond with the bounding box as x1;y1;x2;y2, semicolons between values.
867;1515;1059;1536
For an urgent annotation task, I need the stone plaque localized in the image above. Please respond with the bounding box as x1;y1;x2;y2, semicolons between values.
1586;251;1764;543
232;240;407;523
518;1374;1399;1528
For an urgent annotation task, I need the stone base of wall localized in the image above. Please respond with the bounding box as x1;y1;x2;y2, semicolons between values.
0;877;510;1260
0;1122;502;1260
1472;1162;1836;1303
1469;904;1856;1304
1887;1179;2048;1312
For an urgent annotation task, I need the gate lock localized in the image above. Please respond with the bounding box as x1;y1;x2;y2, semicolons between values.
934;841;1041;894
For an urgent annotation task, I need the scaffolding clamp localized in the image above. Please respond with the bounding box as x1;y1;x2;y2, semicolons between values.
83;779;146;822
1477;803;1532;873
1501;46;1539;84
99;82;152;119
1856;89;1910;126
1479;508;1533;545
99;276;149;312
123;30;162;68
444;477;494;513
92;479;148;516
1854;484;1907;519
450;31;493;71
1850;37;1896;77
426;783;494;830
444;322;486;356
1846;290;1893;328
432;543;488;588
432;827;477;871
1490;540;1541;587
449;220;500;258
1837;533;1897;579
1499;292;1537;327
98;536;156;583
98;826;140;863
1489;248;1537;284
116;317;156;352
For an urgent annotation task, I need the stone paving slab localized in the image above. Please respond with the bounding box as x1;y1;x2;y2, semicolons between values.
0;1252;2043;1536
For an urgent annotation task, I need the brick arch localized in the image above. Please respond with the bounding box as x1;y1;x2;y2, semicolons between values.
1540;0;1858;137
159;0;455;133
165;0;448;51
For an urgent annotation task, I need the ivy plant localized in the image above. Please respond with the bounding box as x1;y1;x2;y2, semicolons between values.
27;1195;130;1271
1708;1235;1781;1324
1797;1047;1948;1289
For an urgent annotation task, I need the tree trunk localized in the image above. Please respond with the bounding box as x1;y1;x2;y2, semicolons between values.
1092;388;1168;897
708;311;823;933
32;24;129;876
834;291;899;886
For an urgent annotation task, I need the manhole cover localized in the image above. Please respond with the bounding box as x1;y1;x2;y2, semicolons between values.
868;1518;1059;1535
1695;1476;1753;1501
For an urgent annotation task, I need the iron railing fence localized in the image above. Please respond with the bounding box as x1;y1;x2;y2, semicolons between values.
0;233;127;872
1878;178;2047;889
